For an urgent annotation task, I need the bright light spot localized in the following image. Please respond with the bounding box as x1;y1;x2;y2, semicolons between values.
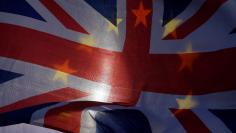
92;87;110;102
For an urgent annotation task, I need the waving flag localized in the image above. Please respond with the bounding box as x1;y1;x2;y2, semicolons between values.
0;0;236;133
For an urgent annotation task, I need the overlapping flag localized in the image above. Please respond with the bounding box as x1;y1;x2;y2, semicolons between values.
1;0;236;132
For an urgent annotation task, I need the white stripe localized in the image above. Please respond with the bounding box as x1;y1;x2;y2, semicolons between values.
26;0;63;26
163;0;206;35
138;91;236;109
136;91;236;132
0;0;126;52
150;0;236;53
0;123;62;133
56;0;127;52
193;109;232;133
0;57;111;107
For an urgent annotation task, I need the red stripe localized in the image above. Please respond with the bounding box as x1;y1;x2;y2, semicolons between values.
1;23;236;100
1;23;236;102
170;109;211;133
145;48;236;95
44;102;105;133
108;0;153;104
163;0;227;40
0;88;89;114
40;0;89;34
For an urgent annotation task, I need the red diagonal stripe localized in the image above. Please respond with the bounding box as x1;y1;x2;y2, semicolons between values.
41;0;89;34
0;87;89;114
170;109;211;133
163;0;227;40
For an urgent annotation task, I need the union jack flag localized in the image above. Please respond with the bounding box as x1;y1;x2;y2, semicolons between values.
0;0;236;133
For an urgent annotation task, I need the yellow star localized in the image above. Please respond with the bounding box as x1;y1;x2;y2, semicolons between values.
58;112;71;120
179;43;199;71
53;60;77;84
80;36;96;47
163;19;182;38
107;18;122;34
176;95;198;109
132;2;151;27
53;71;69;84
